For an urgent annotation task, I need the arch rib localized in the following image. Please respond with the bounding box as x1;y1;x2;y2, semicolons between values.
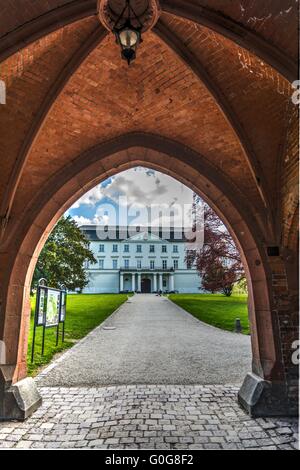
160;0;297;83
0;0;296;83
154;20;272;215
0;26;107;227
0;0;97;63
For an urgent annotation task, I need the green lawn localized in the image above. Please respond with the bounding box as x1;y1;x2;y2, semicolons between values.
169;294;250;335
27;294;129;376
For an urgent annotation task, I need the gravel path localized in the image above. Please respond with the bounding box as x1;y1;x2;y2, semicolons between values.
37;294;252;387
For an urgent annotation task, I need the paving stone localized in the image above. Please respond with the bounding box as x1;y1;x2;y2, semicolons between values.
276;427;294;435
0;385;297;450
88;439;104;447
15;441;34;449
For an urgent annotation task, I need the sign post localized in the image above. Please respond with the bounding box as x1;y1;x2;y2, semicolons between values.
31;279;67;363
31;278;47;363
59;287;67;344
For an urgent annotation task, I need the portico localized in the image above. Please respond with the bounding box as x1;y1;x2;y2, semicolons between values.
120;270;175;293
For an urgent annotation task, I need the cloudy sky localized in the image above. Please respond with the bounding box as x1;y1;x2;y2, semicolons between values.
67;167;196;228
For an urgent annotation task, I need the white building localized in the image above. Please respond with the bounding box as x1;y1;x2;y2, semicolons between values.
81;226;202;294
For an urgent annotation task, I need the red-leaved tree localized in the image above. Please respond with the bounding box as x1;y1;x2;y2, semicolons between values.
186;199;245;296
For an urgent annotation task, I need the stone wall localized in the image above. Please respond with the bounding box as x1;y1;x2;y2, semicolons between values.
278;103;299;414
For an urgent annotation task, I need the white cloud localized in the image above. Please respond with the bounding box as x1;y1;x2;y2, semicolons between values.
71;185;104;209
102;167;193;208
72;215;93;226
70;167;196;227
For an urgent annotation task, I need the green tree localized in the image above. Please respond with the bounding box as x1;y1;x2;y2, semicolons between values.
233;278;248;295
32;216;96;291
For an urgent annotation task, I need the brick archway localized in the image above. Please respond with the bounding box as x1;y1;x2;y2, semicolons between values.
0;1;298;422
0;135;295;419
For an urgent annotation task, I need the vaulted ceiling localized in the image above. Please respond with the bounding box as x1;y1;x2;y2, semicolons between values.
0;0;298;244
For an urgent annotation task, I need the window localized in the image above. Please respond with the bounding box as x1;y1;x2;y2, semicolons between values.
136;245;142;253
99;259;104;270
186;250;193;269
112;244;118;253
173;259;179;270
113;259;118;269
124;259;129;269
162;260;167;270
150;245;155;253
124;244;129;253
173;245;178;253
150;260;155;270
162;245;167;253
99;244;105;253
137;260;142;269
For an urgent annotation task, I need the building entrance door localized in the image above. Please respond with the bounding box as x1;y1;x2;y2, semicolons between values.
141;278;151;293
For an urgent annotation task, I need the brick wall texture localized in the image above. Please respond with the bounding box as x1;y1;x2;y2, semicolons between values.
0;1;298;411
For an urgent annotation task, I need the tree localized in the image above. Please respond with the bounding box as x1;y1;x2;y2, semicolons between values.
201;262;225;294
32;216;96;291
187;199;245;296
233;278;248;295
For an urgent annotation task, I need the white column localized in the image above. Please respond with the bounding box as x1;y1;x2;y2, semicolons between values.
138;273;142;292
153;273;157;292
159;273;163;291
132;273;136;292
170;274;175;292
120;273;124;292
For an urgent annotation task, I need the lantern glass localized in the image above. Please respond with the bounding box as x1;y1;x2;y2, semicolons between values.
119;28;139;48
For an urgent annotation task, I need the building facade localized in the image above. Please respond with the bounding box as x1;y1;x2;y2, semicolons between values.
81;226;201;294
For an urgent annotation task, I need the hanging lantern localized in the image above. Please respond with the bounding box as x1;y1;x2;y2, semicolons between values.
114;18;142;65
98;0;161;65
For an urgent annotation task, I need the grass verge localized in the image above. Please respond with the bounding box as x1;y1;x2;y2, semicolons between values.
169;294;250;335
27;294;129;376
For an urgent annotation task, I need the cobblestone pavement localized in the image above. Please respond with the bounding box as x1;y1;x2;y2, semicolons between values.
0;385;298;450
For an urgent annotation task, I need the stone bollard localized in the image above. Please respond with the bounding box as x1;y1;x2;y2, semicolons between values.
235;318;242;333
